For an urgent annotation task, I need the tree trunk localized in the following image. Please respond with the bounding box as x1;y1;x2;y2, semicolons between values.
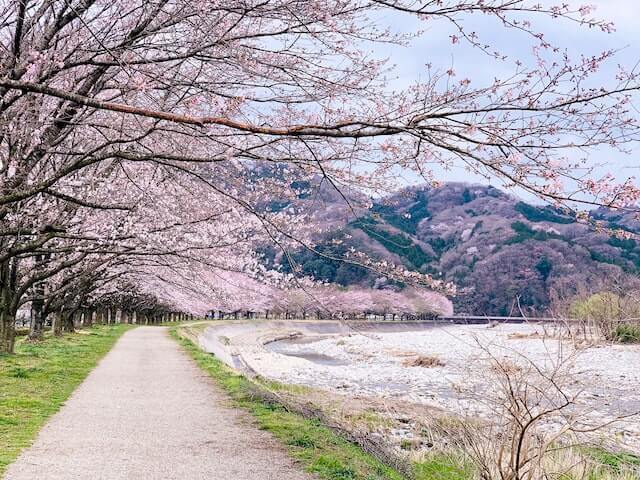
0;307;16;354
0;259;19;354
85;310;94;327
63;311;75;333
29;296;45;340
52;311;63;336
28;254;46;341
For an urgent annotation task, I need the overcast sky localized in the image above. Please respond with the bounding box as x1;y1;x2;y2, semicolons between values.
371;1;640;202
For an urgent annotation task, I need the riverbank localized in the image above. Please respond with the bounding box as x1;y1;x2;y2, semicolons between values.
172;328;410;480
199;320;640;451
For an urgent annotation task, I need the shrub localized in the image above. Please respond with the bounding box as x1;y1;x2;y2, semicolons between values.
614;324;640;344
569;292;640;342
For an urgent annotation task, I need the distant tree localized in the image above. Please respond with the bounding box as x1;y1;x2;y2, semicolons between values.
515;202;574;224
535;257;553;282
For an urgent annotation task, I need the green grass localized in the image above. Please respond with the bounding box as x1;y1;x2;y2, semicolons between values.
586;448;640;473
171;329;405;480
413;453;473;480
0;325;132;475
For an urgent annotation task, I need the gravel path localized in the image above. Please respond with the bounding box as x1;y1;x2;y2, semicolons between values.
3;327;313;480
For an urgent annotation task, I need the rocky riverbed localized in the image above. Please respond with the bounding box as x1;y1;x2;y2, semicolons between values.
199;320;640;453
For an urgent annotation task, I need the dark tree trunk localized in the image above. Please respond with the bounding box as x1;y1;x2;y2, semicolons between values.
63;310;76;333
0;307;16;353
0;258;19;354
29;295;45;340
0;300;16;354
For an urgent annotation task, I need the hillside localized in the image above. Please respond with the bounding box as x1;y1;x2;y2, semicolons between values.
272;182;640;316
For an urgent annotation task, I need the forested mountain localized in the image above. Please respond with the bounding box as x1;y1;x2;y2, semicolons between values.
266;182;640;316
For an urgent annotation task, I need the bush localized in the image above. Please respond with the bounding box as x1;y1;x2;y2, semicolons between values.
614;324;640;344
14;328;30;338
570;292;640;342
401;355;445;368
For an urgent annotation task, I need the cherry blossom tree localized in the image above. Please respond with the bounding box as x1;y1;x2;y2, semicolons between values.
1;1;639;352
1;159;273;350
1;1;637;209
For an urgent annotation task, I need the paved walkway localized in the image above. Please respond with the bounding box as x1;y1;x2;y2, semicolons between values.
4;327;313;480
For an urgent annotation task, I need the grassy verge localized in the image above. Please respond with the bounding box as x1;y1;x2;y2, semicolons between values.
171;328;406;480
585;448;640;475
0;325;132;475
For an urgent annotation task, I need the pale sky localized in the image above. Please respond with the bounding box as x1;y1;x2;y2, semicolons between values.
371;0;640;202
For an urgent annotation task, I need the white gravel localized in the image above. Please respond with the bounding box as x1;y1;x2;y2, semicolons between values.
4;327;313;480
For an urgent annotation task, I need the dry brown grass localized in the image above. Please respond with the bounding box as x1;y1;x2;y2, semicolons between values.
402;355;445;368
507;331;543;340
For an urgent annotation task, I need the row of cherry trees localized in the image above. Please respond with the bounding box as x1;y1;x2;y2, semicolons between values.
1;1;638;353
171;270;454;320
29;285;194;338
